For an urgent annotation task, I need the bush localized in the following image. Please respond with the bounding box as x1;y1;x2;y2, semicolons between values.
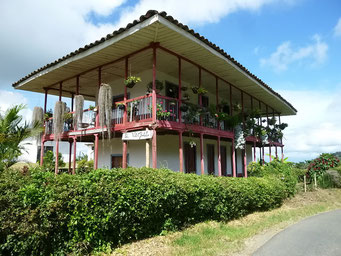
38;150;65;171
308;153;340;178
0;167;291;255
76;159;94;174
248;158;302;197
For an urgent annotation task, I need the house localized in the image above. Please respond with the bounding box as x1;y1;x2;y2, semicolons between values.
12;10;296;176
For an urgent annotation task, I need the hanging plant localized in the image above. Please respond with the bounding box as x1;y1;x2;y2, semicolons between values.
268;117;277;126
44;109;53;120
191;86;199;94
234;124;245;149
53;101;65;141
124;76;141;88
180;104;189;112
31;106;44;144
73;95;84;130
116;102;125;110
98;83;113;139
197;87;208;95
182;93;190;101
181;86;188;91
146;80;164;93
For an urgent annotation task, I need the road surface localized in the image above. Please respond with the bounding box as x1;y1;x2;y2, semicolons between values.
253;209;341;256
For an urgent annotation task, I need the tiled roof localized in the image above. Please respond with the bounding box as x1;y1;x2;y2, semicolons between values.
12;10;296;113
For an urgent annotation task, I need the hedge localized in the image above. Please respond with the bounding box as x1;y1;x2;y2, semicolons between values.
0;166;291;255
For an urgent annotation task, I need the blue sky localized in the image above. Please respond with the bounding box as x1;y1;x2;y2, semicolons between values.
1;0;341;162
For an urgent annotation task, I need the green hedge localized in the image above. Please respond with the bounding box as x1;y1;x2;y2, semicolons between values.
0;167;290;255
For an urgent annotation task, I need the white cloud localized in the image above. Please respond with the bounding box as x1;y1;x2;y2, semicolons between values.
260;35;328;72
334;17;341;37
278;88;341;162
0;90;32;122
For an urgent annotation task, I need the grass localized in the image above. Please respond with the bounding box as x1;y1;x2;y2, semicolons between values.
109;188;341;256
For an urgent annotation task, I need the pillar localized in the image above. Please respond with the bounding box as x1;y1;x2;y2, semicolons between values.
94;134;99;169
232;140;236;177
179;131;183;173
269;144;272;162
72;137;77;175
275;146;278;159
152;46;157;122
253;141;256;162
243;148;247;178
123;58;128;125
200;133;204;175
152;129;157;168
68;140;72;173
217;136;221;176
40;140;45;166
55;140;59;175
146;139;150;167
281;146;284;161
122;140;127;168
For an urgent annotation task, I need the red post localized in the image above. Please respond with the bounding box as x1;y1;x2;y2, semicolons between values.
179;131;183;172
152;129;157;168
217;136;221;176
200;133;204;175
71;93;74;112
55;140;59;175
243;149;247;178
68;141;72;173
72;137;77;174
199;67;202;126
262;146;265;165
275;146;278;159
152;46;157;122
178;57;182;123
95;67;101;128
241;91;244;130
76;75;80;95
59;82;62;101
94;134;99;169
123;58;128;125
216;77;220;130
44;89;48;113
232;140;236;177
281;146;284;161
122;140;127;168
40;140;45;166
230;84;233;116
269;144;272;162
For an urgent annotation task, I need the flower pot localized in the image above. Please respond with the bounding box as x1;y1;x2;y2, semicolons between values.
191;87;199;94
117;104;125;110
126;81;136;88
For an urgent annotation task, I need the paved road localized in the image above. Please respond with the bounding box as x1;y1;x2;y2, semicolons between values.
253;209;341;256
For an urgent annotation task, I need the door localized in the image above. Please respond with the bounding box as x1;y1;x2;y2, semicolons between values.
111;155;123;168
207;144;215;175
220;145;227;176
184;142;196;173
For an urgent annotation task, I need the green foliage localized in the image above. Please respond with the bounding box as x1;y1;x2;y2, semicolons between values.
307;153;340;178
76;159;94;174
39;150;65;171
0;105;42;171
248;158;302;197
0;166;292;255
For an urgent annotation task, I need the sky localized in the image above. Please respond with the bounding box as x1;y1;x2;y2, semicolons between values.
0;0;341;162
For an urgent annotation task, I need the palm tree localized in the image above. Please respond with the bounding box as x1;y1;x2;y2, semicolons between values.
0;104;41;171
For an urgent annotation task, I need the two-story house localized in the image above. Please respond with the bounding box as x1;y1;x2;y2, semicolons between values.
12;10;296;176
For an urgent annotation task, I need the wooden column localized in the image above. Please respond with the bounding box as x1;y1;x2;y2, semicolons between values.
76;75;80;95
55;140;59;175
199;67;202;126
281;146;284;161
72;137;77;175
95;67;101;128
152;129;157;168
123;58;128;125
200;133;204;175
71;93;74;112
216;77;220;130
232;140;236;177
178;57;182;123
40;140;45;166
269;144;272;162
94;134;99;169
122;140;127;168
146;139;150;167
217;136;221;176
68;141;72;173
262;146;265;165
43;89;48;113
243;149;247;178
59;82;62;101
179;131;183;173
275;146;278;159
152;46;157;122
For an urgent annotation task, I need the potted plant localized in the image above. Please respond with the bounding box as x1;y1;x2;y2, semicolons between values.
191;86;199;94
197;87;208;95
124;76;142;88
182;93;190;101
116;102;125;110
181;86;188;91
147;80;164;93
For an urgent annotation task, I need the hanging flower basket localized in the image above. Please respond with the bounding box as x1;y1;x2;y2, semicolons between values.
116;103;125;110
191;86;199;94
124;76;141;88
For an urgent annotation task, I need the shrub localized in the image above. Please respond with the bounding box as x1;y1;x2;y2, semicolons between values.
76;159;94;174
248;158;302;197
38;150;65;171
308;153;340;178
0;167;291;255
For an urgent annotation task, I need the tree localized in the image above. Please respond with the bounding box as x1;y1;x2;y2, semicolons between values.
0;104;41;171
